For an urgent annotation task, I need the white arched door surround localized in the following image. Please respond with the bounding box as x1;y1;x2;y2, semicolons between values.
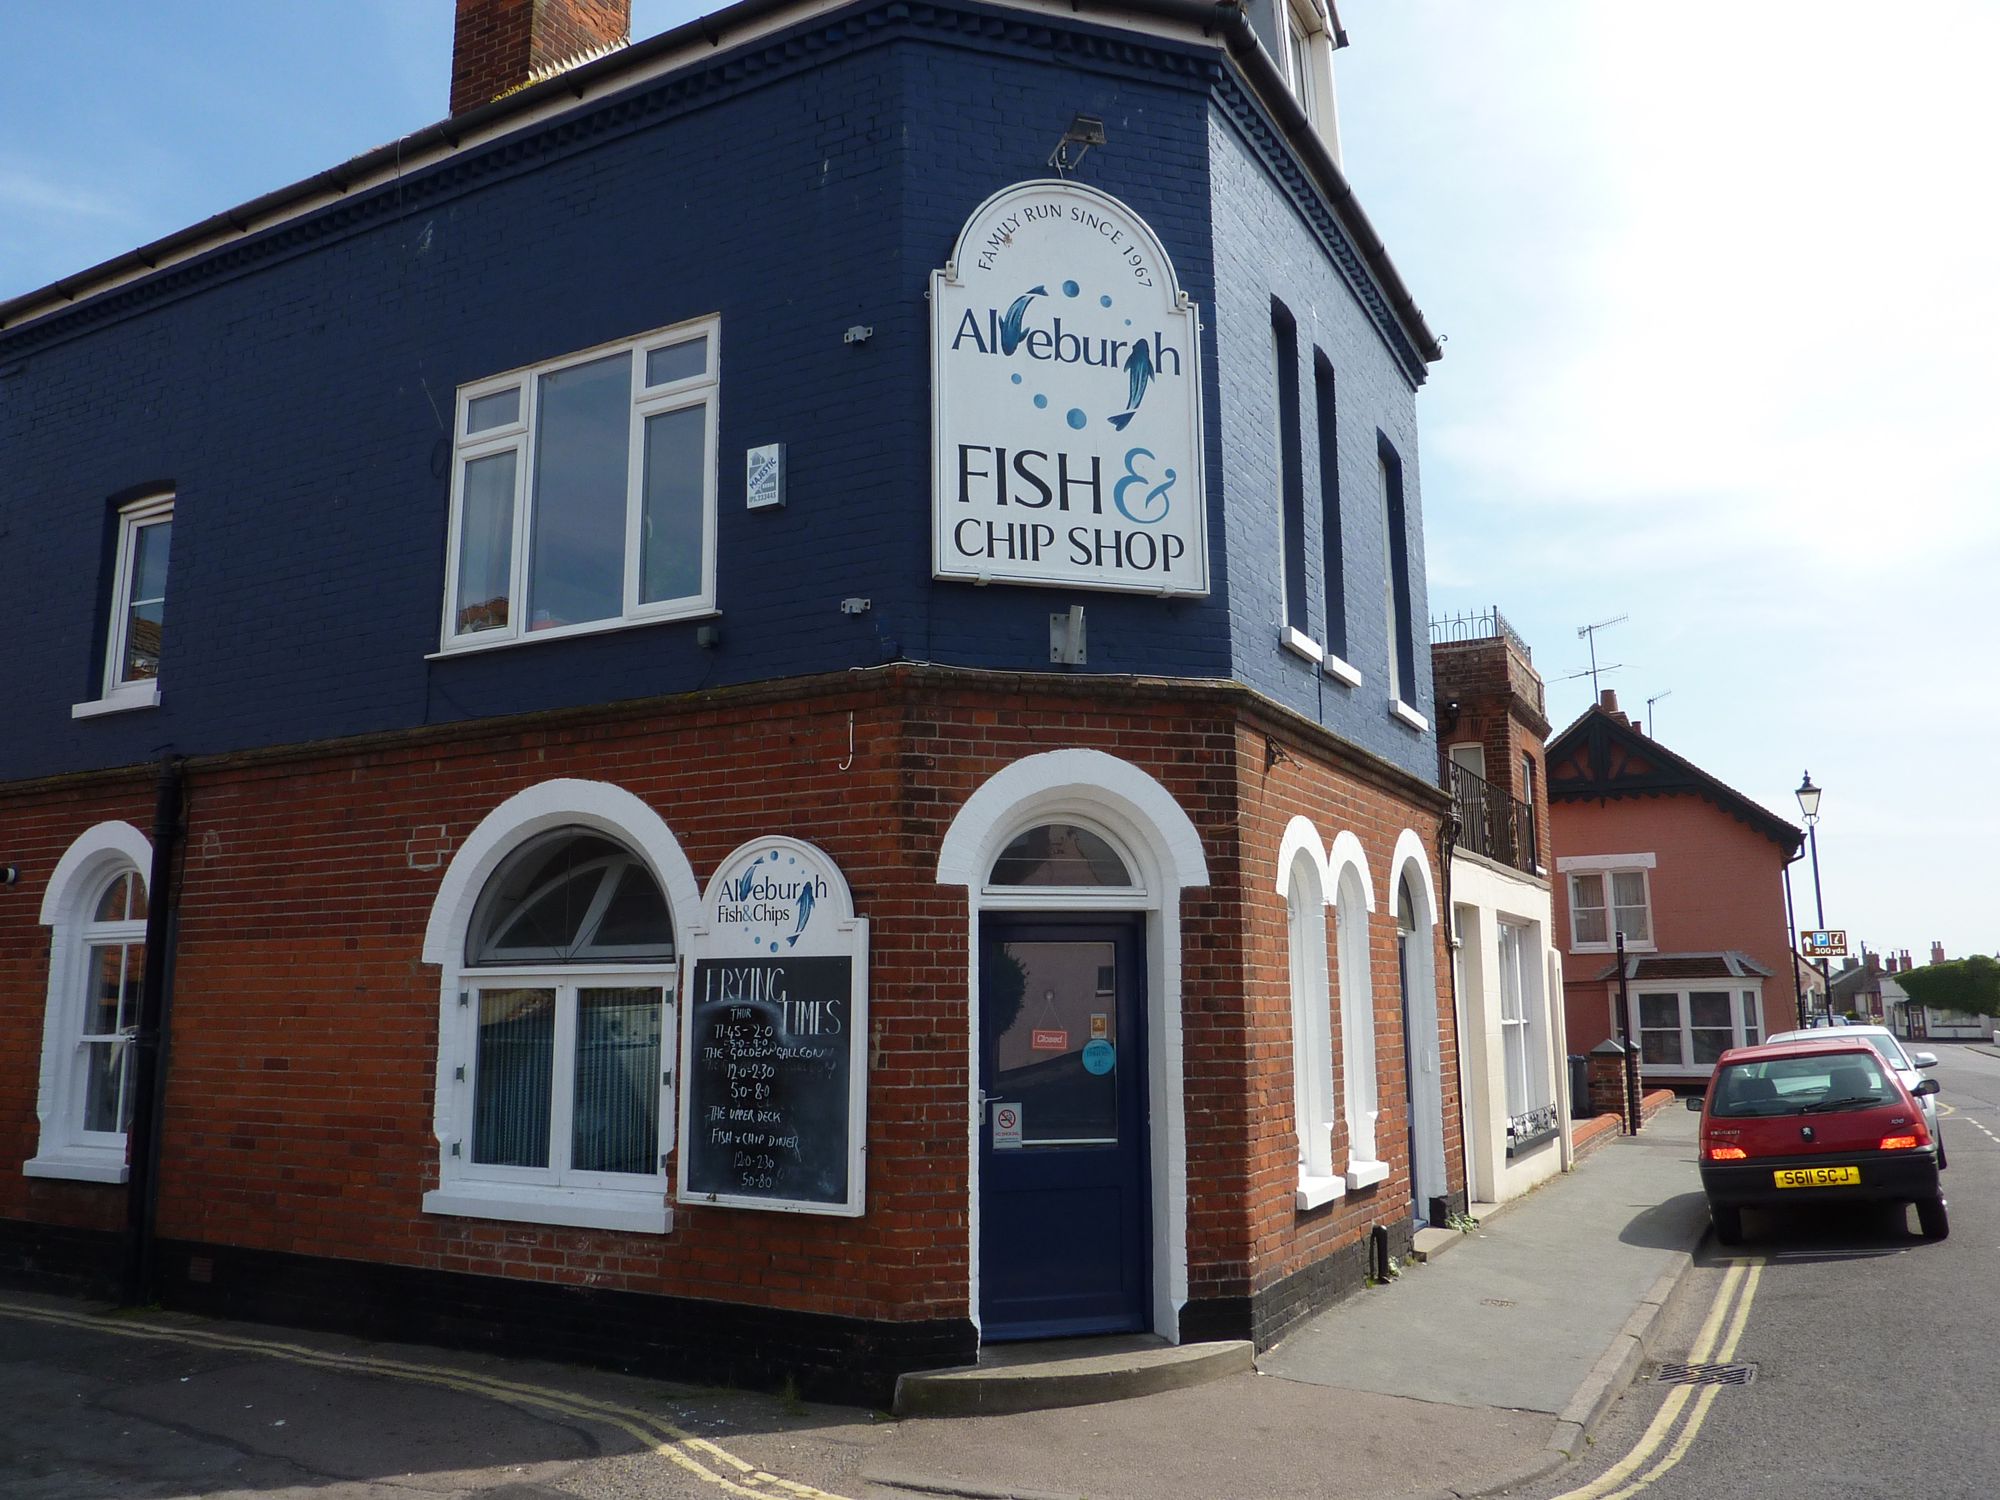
937;749;1209;1342
1391;828;1448;1220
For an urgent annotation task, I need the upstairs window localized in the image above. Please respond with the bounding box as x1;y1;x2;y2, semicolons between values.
1313;351;1347;664
442;319;718;652
1272;301;1310;643
76;494;172;716
1377;435;1417;712
1569;869;1653;951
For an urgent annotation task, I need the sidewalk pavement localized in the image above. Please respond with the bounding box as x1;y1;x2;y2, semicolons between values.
0;1108;1709;1500
856;1104;1707;1500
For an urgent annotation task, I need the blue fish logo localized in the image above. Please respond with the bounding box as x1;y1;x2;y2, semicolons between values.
998;285;1047;356
786;882;815;947
1108;340;1154;431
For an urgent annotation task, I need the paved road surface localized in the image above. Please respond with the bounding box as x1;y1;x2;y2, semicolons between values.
1508;1042;2000;1500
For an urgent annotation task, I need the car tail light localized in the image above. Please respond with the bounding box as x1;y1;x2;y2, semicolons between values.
1706;1145;1747;1161
1879;1134;1919;1151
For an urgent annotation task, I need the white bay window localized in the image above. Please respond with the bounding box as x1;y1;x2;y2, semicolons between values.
442;319;718;651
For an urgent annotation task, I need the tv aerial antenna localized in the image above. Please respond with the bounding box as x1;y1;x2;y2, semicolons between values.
1646;689;1673;737
1576;615;1628;700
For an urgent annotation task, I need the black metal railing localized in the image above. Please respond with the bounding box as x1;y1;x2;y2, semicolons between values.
1429;605;1532;660
1448;761;1539;874
1506;1103;1560;1158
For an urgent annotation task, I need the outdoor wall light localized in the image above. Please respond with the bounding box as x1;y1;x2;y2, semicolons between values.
1049;114;1107;175
0;865;17;886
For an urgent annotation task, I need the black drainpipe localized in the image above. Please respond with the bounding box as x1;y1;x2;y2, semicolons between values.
123;755;186;1307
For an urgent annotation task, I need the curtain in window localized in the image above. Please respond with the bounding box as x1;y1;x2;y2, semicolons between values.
473;988;555;1168
572;988;661;1175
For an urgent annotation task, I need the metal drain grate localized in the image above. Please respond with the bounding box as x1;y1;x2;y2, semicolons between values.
1657;1361;1757;1388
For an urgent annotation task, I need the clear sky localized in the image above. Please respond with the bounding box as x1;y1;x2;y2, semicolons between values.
6;2;1991;959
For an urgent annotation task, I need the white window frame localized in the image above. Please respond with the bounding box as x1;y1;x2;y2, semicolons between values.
438;317;720;655
1279;828;1341;1210
1628;984;1764;1072
1558;852;1657;953
436;967;677;1221
421;778;704;1235
25;821;154;1184
74;493;172;717
1275;0;1331;130
1331;841;1387;1188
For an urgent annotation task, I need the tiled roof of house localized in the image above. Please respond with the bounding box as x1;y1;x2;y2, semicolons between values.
1592;950;1775;982
1546;705;1802;854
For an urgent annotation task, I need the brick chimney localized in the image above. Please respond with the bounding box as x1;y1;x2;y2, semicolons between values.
451;0;631;116
1598;688;1631;726
1931;940;1947;965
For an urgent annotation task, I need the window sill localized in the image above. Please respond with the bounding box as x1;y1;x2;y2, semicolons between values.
1280;627;1324;665
24;1149;129;1184
1344;1159;1391;1190
424;1185;670;1234
1389;699;1429;733
72;684;160;719
1572;942;1657;956
1296;1173;1346;1210
1321;653;1362;689
429;606;719;660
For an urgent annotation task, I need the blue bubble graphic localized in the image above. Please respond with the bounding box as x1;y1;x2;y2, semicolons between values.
1100;295;1113;308
1033;394;1049;409
769;942;780;953
1011;373;1023;385
1124;318;1133;326
1062;279;1081;297
1066;408;1088;430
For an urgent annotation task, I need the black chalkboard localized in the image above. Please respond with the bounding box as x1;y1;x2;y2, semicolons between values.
683;955;855;1208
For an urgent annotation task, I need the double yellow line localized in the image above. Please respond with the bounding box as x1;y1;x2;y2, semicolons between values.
0;1298;856;1500
1547;1256;1764;1500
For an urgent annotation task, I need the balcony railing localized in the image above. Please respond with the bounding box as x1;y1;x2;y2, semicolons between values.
1448;761;1539;875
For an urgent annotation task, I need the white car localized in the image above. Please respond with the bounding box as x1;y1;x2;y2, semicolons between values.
1765;1024;1946;1168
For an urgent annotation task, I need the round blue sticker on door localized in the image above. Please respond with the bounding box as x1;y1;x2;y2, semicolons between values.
1081;1039;1116;1075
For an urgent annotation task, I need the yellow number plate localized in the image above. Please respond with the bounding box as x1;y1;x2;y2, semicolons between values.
1774;1166;1860;1188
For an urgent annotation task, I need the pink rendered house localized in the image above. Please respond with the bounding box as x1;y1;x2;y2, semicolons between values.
1547;693;1807;1083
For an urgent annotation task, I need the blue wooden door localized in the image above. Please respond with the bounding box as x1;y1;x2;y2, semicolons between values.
978;920;1149;1339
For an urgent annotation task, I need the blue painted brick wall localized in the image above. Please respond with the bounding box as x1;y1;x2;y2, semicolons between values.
1;3;1433;787
1206;110;1433;781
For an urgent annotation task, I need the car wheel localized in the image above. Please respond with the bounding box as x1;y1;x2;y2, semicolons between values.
1711;1204;1743;1245
1916;1196;1949;1241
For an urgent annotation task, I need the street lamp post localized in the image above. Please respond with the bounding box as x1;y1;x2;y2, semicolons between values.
1796;771;1829;1022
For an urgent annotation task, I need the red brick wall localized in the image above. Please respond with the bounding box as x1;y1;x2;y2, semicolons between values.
451;0;629;115
1551;791;1798;1053
1;669;1453;1327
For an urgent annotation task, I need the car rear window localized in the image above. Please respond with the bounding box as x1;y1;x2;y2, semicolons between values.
1711;1052;1894;1117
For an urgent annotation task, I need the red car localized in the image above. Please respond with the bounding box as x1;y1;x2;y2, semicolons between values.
1691;1036;1946;1244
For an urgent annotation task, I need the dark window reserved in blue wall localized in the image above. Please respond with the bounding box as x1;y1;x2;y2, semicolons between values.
1272;299;1307;638
1312;349;1344;662
1377;432;1416;706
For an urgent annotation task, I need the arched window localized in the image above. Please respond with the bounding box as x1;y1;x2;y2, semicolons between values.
987;822;1135;890
27;822;153;1183
1331;835;1386;1188
1284;841;1339;1207
424;788;694;1235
